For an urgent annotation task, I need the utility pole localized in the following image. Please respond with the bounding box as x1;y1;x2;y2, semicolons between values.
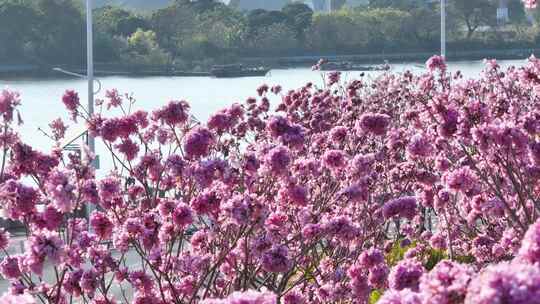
86;0;96;220
87;0;95;157
441;0;446;57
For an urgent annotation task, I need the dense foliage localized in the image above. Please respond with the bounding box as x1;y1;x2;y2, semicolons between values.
3;55;540;303
0;0;85;65
0;0;539;68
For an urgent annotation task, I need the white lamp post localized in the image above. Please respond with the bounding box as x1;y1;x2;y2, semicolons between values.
52;1;97;223
86;0;96;221
87;0;95;157
441;0;446;57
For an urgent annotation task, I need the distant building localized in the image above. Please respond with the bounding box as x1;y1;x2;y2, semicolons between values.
229;0;291;10
309;0;367;11
497;0;509;24
312;0;326;10
343;0;370;8
92;0;172;10
311;0;332;11
228;0;368;11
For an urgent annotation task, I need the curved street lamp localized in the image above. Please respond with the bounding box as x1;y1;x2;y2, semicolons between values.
52;68;102;95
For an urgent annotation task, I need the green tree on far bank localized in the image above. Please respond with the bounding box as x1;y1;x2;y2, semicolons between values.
450;0;497;39
508;0;527;24
151;2;198;59
95;5;148;37
122;29;171;66
0;0;40;61
0;0;86;64
282;2;314;41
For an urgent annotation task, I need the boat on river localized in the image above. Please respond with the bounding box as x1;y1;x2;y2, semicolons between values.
320;61;391;72
211;64;270;78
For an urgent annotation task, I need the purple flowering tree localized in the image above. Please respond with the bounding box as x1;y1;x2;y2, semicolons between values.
3;35;540;304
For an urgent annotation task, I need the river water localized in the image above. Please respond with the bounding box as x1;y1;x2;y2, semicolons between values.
0;59;528;173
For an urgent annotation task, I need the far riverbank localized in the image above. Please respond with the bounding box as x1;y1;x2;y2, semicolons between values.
241;47;540;68
1;48;538;79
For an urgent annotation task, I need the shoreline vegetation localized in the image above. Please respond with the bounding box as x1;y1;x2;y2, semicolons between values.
1;47;539;78
2;0;540;78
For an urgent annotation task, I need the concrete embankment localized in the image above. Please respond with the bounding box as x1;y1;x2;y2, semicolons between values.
2;47;540;78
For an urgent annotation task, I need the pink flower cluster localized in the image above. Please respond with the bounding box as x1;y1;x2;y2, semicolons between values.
523;0;537;9
203;290;276;304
